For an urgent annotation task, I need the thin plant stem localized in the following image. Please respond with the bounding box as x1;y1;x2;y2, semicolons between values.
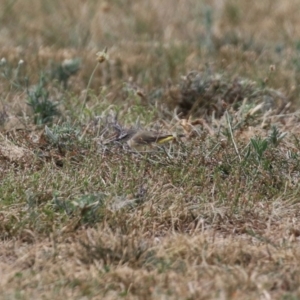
226;111;241;162
81;63;99;112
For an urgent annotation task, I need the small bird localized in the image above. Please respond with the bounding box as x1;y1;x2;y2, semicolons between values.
117;129;181;150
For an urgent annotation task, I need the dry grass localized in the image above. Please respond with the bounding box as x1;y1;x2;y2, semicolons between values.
1;0;300;299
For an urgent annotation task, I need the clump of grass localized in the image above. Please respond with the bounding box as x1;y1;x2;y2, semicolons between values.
0;58;27;91
166;70;288;119
268;125;287;147
50;57;81;89
72;193;107;225
27;74;60;125
44;122;87;150
250;136;269;163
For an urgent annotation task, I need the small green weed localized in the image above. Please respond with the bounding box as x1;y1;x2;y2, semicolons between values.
27;74;60;124
268;125;287;147
50;58;81;89
72;193;107;225
250;136;268;162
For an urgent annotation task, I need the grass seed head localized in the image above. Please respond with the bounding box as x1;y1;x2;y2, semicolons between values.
96;47;109;64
